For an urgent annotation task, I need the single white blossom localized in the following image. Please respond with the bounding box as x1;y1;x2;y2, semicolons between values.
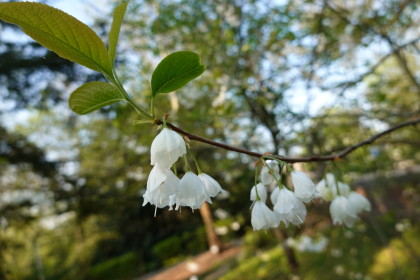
146;164;168;192
251;200;279;230
333;182;351;197
270;187;280;205
250;183;267;202
347;192;371;213
143;165;180;211
198;173;224;197
315;179;333;201
260;161;280;185
176;171;209;210
330;196;358;227
284;202;307;226
150;128;186;168
316;173;350;201
291;171;317;203
274;188;307;226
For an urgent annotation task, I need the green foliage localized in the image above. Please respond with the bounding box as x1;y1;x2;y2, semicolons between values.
152;227;207;267
370;227;420;280
1;0;420;279
69;82;124;114
152;235;182;260
108;2;128;65
0;2;112;75
87;252;138;280
151;51;206;96
243;229;279;254
220;247;290;280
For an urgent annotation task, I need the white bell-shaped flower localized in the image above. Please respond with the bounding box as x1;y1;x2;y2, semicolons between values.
150;128;186;168
251;200;279;230
274;188;307;226
347;192;371;213
270;187;280;205
291;171;317;203
146;164;168;192
143;165;179;209
198;173;224;197
284;201;307;225
260;161;280;185
250;183;267;202
315;179;333;201
176;171;209;210
316;173;350;201
330;195;358;227
332;182;351;197
274;188;296;214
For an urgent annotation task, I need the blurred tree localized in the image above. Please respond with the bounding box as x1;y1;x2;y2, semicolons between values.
0;0;419;279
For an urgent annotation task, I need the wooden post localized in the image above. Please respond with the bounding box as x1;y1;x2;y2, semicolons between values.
199;202;224;253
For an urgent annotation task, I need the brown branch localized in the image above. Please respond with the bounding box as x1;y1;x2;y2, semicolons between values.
159;117;420;163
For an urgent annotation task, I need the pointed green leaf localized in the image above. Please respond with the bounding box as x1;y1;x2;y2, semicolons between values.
108;2;128;64
0;2;112;74
69;82;124;115
151;51;206;96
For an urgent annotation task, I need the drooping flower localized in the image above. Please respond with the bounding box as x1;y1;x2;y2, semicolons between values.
143;165;180;211
330;195;358;227
284;201;307;226
150;128;186;168
260;161;280;186
198;173;224;197
316;173;350;201
315;179;333;201
274;188;307;226
291;171;317;203
270;187;280;205
251;200;279;230
250;183;267;202
146;164;168;192
176;171;209;210
332;182;351;197
347;192;371;213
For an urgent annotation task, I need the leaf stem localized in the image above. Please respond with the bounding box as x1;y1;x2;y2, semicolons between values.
183;155;191;172
188;148;202;173
105;71;153;119
151;96;155;118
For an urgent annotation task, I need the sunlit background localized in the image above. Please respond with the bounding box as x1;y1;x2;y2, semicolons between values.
1;0;419;279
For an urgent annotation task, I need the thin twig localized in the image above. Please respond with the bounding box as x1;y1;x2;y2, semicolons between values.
158;118;420;163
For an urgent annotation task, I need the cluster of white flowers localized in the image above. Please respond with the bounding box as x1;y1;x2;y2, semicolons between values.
143;129;371;229
250;163;372;230
316;173;371;227
250;160;317;230
142;128;224;214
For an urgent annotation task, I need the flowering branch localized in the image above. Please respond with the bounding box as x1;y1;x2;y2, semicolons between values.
160;117;420;163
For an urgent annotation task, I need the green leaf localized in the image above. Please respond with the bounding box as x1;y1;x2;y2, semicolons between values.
0;2;112;74
108;2;128;64
69;82;124;115
151;51;206;96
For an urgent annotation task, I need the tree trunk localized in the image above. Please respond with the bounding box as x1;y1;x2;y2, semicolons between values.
199;202;223;254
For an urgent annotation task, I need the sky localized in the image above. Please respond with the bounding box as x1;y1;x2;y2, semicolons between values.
2;0;410;136
47;0;111;24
